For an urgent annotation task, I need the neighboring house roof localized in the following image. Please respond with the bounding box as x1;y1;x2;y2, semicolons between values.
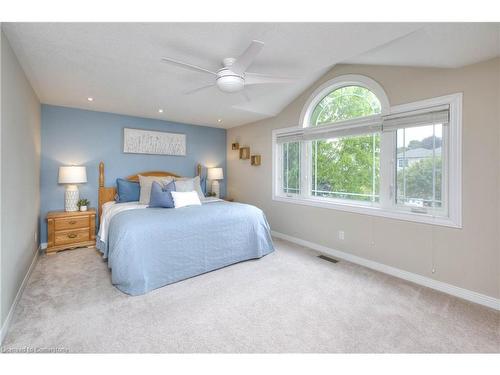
397;147;441;159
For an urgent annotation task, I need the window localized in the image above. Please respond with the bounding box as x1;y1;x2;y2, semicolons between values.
282;141;301;195
273;75;462;227
311;86;381;126
311;133;380;203
396;124;444;212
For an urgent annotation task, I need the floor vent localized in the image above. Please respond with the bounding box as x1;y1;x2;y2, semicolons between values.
317;255;339;263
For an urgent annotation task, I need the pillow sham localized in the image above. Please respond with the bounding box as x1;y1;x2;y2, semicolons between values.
200;176;207;195
175;176;205;199
174;178;195;192
116;178;140;203
138;175;174;205
149;180;176;208
171;191;202;208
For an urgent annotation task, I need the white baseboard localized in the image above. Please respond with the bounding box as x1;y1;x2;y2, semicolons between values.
0;248;40;344
271;231;500;311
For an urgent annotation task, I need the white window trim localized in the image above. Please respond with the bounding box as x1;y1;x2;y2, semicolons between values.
272;91;463;228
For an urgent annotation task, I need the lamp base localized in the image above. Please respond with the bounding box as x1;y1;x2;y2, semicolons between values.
211;180;220;199
65;185;79;212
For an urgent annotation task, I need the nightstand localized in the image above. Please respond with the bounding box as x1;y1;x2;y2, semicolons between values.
46;209;96;254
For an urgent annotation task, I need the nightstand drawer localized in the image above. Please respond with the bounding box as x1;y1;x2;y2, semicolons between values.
54;228;90;246
54;216;89;231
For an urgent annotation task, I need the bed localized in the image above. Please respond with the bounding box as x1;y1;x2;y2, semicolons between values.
96;162;274;295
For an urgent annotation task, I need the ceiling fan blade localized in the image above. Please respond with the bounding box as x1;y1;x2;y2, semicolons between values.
230;40;265;75
184;83;215;95
245;72;296;85
161;57;217;76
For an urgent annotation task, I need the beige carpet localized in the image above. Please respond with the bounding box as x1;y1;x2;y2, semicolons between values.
2;238;499;353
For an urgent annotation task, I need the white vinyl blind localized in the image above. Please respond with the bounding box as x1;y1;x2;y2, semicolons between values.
275;130;304;144
302;119;381;140
276;115;382;144
383;105;449;131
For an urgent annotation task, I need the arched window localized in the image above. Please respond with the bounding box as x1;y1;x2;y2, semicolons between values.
311;85;381;126
300;74;390;128
274;74;462;227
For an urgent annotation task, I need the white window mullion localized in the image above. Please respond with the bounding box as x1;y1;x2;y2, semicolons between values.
379;131;395;210
300;141;310;198
277;143;283;196
314;140;318;197
285;142;289;193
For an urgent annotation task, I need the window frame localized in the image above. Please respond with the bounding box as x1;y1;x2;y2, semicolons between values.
272;77;462;228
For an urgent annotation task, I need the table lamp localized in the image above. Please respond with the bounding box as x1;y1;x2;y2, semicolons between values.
58;165;87;211
207;167;224;198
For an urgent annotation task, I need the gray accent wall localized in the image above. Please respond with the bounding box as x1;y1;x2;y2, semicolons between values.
1;29;41;328
227;58;500;299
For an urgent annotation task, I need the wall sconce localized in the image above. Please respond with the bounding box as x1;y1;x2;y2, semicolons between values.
239;147;250;160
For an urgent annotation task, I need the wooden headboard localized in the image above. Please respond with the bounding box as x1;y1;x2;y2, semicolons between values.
98;161;202;219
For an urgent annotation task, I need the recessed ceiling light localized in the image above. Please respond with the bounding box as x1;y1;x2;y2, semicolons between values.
158;109;164;113
217;119;222;123
87;97;94;102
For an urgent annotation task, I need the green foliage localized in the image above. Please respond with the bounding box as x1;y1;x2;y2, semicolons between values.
283;85;382;201
77;198;90;207
311;86;381;126
282;85;440;206
397;157;442;207
406;135;442;151
312;135;379;201
282;142;300;193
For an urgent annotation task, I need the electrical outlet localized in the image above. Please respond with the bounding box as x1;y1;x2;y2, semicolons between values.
338;230;345;240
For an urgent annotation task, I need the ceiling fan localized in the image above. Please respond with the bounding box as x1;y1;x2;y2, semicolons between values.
161;40;295;95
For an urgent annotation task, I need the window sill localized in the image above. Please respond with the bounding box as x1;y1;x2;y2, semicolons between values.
272;195;461;228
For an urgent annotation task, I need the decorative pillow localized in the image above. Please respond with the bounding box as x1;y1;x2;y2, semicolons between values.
138;175;174;204
148;181;176;208
174;178;195;192
200;176;207;195
171;191;202;208
175;176;205;199
116;178;140;203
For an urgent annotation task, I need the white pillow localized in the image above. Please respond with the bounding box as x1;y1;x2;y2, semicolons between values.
138;175;174;204
171;191;202;208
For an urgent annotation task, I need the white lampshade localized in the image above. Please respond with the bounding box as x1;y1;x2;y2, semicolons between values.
207;167;223;180
58;166;87;184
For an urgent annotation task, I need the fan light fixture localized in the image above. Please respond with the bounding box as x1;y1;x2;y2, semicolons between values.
216;75;244;93
161;40;295;97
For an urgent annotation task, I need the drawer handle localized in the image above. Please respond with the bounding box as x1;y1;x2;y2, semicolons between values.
69;220;77;225
67;233;77;239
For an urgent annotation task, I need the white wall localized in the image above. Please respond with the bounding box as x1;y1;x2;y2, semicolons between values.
227;58;500;299
0;28;41;329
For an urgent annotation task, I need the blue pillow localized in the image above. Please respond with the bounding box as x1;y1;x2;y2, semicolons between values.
149;180;176;208
200;176;207;195
116;178;140;203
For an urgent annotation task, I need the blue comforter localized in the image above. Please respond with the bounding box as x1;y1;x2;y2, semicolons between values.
98;202;274;295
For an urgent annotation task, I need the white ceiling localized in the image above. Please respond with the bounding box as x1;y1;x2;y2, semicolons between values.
346;23;500;68
3;23;499;128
